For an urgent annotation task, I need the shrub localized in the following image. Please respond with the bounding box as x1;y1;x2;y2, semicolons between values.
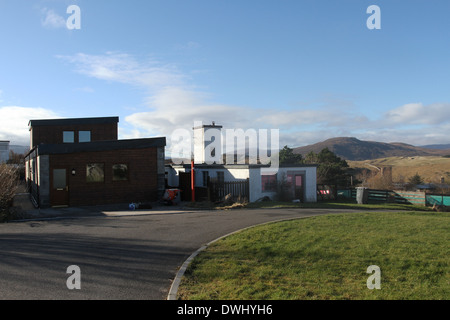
0;164;19;222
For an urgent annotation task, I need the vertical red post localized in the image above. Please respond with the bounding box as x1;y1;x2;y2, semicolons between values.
191;160;195;202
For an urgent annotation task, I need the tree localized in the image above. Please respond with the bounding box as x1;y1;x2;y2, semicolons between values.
278;146;303;165
408;173;424;186
0;164;19;222
7;150;25;165
304;151;318;164
315;148;350;186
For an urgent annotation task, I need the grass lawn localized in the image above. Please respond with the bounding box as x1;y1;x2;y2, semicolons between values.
177;211;449;300
186;198;434;212
244;200;433;211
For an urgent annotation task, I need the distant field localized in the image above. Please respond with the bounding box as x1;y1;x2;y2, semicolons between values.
348;156;450;183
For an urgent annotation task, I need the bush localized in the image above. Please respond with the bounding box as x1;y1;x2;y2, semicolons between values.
0;164;19;222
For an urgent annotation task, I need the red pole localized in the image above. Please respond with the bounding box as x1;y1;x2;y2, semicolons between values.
191;160;195;202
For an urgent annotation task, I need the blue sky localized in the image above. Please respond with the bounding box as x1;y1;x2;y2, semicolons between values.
1;0;450;151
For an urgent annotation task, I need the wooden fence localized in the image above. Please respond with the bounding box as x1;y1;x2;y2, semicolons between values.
338;188;428;206
209;179;250;202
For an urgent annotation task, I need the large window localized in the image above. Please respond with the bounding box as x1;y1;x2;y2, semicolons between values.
261;174;277;192
113;164;128;181
86;163;105;182
63;131;75;143
217;171;224;183
202;171;209;187
79;131;91;143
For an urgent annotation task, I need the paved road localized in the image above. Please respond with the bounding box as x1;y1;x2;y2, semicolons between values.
0;207;353;300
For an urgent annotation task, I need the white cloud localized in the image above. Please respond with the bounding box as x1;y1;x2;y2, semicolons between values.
58;52;450;150
0;106;59;145
383;102;450;126
57;52;186;89
41;8;66;29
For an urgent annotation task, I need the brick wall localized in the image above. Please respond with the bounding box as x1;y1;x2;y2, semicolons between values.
31;123;118;148
49;147;159;206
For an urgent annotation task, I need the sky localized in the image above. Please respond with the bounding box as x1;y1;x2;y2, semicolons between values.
1;0;450;154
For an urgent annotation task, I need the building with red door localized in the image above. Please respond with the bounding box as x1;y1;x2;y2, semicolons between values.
24;117;166;208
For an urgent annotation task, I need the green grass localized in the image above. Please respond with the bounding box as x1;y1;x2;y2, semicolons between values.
185;198;434;211
178;211;449;300
244;199;433;211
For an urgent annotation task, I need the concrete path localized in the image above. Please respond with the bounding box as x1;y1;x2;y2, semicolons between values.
0;206;355;300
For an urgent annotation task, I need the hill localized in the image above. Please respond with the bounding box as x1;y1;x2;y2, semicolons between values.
10;145;30;155
294;137;450;161
347;156;450;184
420;143;450;150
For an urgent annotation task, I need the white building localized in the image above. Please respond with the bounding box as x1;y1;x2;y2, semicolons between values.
0;141;10;163
166;123;317;203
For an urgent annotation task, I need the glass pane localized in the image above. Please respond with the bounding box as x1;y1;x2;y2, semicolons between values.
53;169;66;189
113;164;128;181
295;175;302;186
261;174;277;192
63;131;74;143
79;131;91;143
87;163;105;182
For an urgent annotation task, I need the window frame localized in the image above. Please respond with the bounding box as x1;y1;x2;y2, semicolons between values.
86;163;105;183
78;131;91;143
112;164;129;181
63;131;75;143
261;174;277;193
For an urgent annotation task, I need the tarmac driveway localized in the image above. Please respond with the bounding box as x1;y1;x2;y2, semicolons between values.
0;207;352;300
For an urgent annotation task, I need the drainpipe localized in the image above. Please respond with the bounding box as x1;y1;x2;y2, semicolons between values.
191;160;195;202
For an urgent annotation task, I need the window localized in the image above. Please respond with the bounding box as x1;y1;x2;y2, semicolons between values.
63;131;75;143
202;171;209;187
79;131;91;143
53;169;67;189
86;163;104;182
261;174;277;192
217;171;224;183
113;164;128;181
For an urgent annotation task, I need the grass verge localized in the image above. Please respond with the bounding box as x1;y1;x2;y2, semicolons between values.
177;211;449;300
244;200;433;211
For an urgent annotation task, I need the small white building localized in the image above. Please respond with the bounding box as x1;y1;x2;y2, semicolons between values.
0;140;10;163
167;163;317;203
166;122;317;203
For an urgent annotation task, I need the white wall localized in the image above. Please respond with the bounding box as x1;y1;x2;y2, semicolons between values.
166;165;317;203
249;166;317;203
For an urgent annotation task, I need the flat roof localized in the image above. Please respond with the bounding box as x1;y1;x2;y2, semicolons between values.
28;117;119;128
169;163;317;169
33;137;166;156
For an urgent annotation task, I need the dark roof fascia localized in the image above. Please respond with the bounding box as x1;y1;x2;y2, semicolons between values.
28;117;119;128
24;147;37;159
35;137;166;156
169;163;318;169
279;163;318;168
170;163;257;169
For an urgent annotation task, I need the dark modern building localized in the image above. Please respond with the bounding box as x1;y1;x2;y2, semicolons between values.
24;117;166;208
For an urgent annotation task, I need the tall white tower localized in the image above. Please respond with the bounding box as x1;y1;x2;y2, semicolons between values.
193;121;222;164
